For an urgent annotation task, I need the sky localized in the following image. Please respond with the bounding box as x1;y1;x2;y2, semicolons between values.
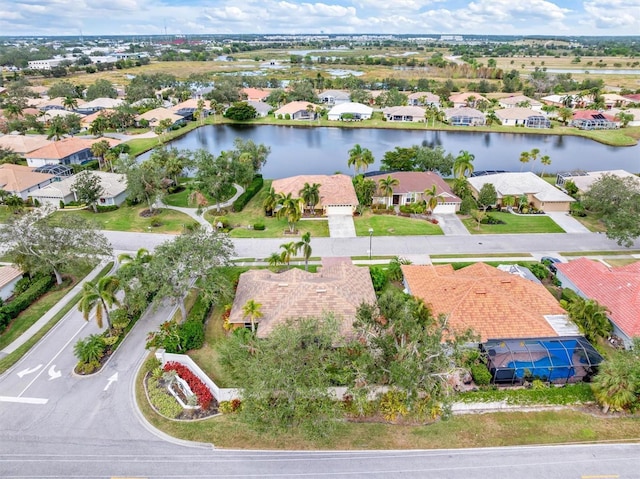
1;0;640;37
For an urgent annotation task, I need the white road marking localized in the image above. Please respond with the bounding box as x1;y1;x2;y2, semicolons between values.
0;395;48;404
47;365;61;380
16;365;42;378
103;372;118;391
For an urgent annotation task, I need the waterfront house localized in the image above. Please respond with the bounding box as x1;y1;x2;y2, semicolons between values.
495;107;550;128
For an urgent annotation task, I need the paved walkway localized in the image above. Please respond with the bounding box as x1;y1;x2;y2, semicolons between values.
160;183;245;231
0;260;114;358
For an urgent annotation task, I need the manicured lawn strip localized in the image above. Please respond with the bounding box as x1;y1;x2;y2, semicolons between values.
458;383;595;405
164;182;236;208
0;261;114;374
430;253;533;259
462;212;565;234
561;250;640;256
603;259;640;267
354;213;443;236
573;214;608;233
51;205;198;233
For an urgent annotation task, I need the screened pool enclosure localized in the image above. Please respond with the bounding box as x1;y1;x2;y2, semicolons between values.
481;337;603;385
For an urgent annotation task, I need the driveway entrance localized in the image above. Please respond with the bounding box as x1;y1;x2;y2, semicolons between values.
545;212;591;233
327;215;357;238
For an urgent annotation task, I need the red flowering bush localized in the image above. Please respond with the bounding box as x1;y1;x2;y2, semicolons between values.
163;361;214;409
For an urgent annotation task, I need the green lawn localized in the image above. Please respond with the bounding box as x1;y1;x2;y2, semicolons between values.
0;206;12;223
164;182;237;208
51;205;198;233
462;211;565;234
354;212;443;236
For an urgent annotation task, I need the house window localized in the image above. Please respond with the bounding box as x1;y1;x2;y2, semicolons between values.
100;198;106;203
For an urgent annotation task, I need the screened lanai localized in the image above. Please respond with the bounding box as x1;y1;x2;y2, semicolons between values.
481;337;603;385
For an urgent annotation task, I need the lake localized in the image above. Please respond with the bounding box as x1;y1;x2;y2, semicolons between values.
139;124;640;179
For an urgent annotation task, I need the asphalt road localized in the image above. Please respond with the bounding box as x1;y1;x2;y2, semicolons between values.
1;230;640;478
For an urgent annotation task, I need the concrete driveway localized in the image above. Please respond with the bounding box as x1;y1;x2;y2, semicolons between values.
433;213;471;235
327;214;357;238
545;212;591;233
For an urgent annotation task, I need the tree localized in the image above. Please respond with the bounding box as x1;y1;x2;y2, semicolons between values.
562;296;612;344
0;146;21;165
477;183;497;212
262;186;278;216
352;175;376;207
77;276;120;332
296;232;312;271
502;195;516;210
453;150;475;179
224;102;257;121
231;138;271;172
279;241;298;268
540;155;552;177
347;144;374;175
149;146;192;184
414;145;455;176
71;170;104;213
85;79;118;101
615;111;633;128
46;116;68;140
242;299;263;334
519;151;530;171
89;115;109;137
3;100;24;119
0;205;112;285
48;80;80;99
582;174;640;247
423;185;440;213
470;209;486;230
155;118;174;144
218;315;345;438
90;139;111;169
194;149;234;211
267;251;284;271
62;96;78;111
378;175;399;207
117;248;153;315
145;229;235;321
558;107;573;125
299;182;321;215
276;192;304;233
591;339;640;413
122;156;166;213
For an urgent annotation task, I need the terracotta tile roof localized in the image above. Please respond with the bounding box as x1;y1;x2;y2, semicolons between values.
0;164;53;193
136;108;183;126
366;171;461;203
402;263;566;341
572;110;618;122
0;134;51;155
80;110;109;126
556;258;640;338
25;137;120;161
228;261;376;338
449;92;487;103
170;99;205;111
495;107;544;120
272;174;358;207
498;95;541;107
0;265;22;290
242;88;271;101
274;101;318;116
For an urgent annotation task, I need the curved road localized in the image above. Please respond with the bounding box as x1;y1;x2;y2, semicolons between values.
1;230;640;477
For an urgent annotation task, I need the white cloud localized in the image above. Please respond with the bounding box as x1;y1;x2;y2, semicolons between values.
583;0;640;29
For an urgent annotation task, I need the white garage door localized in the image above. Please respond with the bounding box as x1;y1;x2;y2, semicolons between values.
433;204;456;214
326;205;353;215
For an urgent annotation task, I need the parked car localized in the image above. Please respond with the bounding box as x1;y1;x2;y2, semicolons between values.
541;256;562;273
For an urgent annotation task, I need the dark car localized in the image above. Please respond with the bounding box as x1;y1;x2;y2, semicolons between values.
541;256;562;273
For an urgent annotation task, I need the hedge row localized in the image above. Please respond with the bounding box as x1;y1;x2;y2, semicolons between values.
232;175;264;212
0;275;55;333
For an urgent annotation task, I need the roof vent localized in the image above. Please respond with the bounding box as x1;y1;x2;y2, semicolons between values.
278;283;288;287
316;288;327;293
475;289;487;294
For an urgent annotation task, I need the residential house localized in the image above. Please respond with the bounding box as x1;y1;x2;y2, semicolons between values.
274;101;318;120
495;107;550;128
366;171;461;213
37;97;86;112
135;108;184;128
541;94;571;108
0;163;55;200
272;174;358;215
601;93;631;109
38;109;85;124
570;110;619;130
227;259;376;338
327;102;373;121
382;105;426;122
556;258;640;348
498;95;542;111
407;92;440;108
444;107;485;126
467;171;575;212
0;266;23;302
622;93;640;103
448;92;488;109
24;137;120;168
170;99;211;121
248;100;272;118
318;89;351;106
0;134;51;156
608;107;640;127
75;98;123;114
29;171;128;208
241;87;270;102
555;170;640;195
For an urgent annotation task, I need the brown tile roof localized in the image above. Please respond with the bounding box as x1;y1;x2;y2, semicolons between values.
272;174;358;207
0;134;51;155
228;261;376;338
556;258;640;338
402;263;565;341
0;265;22;290
274;101;318;116
25;137;120;160
366;171;461;203
449;92;487;103
242;87;271;101
0;164;53;193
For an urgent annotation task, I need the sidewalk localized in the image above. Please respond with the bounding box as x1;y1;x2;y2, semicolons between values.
0;260;113;357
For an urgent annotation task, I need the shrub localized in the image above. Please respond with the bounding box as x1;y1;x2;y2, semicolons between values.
526;262;549;280
470;363;492;386
76;360;101;374
148;377;182;418
163;362;214;409
179;320;205;350
73;334;107;364
232;175;264;212
459;196;476;215
213;215;230;229
369;266;388;292
378;389;409;422
253;222;265;230
96;205;119;213
0;275;55;332
11;276;31;296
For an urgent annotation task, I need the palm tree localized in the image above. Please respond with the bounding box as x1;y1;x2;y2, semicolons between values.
423;184;440;214
347;144;375;175
378;175;399;207
63;96;78;111
558;107;573;126
518;193;529;212
296;232;312;271
242;299;263;334
46;117;68;141
4;101;24;119
528;148;540;171
299;182;321;215
540;155;551;177
279;241;298;268
485;110;499;127
262;186;278;216
276;192;303;233
267;252;284;271
502;195;516;211
118;248;151;267
453;150;475;179
77;276;120;332
519;151;530;172
90;140;111;170
89;115;108;137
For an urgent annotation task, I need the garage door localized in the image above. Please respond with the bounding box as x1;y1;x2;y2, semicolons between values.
433;204;456;214
326;205;353;215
